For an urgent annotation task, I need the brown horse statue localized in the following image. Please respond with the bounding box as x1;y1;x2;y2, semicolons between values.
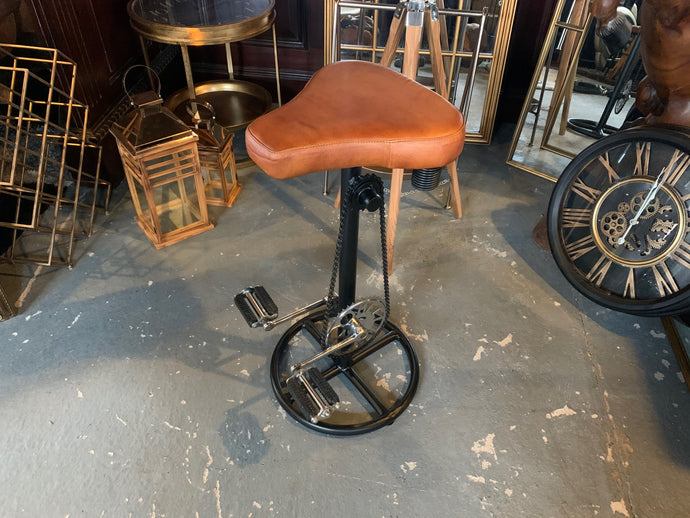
591;0;690;128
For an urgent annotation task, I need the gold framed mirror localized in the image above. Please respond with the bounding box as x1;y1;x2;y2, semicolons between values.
506;0;643;181
323;0;517;144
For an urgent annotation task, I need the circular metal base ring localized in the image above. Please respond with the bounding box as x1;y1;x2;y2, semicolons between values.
270;309;420;436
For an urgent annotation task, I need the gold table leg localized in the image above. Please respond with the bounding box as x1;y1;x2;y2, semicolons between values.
138;35;157;90
225;42;235;80
272;24;282;106
180;44;196;102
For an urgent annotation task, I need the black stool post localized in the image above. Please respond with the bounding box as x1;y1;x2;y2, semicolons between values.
338;167;362;311
338;167;383;312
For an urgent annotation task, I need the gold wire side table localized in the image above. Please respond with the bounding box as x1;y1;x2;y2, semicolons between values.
0;44;108;268
127;0;282;165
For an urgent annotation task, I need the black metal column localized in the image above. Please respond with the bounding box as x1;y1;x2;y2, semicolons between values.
338;167;362;311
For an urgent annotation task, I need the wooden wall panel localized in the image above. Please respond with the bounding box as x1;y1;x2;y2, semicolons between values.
496;0;558;124
29;0;140;124
192;0;325;100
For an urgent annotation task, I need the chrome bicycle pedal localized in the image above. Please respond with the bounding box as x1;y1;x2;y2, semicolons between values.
234;286;278;328
286;367;340;424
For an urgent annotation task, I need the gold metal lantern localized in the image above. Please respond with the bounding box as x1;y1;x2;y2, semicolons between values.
110;69;213;249
186;100;241;207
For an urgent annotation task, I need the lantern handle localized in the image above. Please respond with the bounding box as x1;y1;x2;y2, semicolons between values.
122;65;161;104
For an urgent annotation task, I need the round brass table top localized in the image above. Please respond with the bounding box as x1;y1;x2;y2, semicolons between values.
127;0;275;45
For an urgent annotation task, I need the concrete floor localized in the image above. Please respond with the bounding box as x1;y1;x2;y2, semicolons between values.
1;126;689;517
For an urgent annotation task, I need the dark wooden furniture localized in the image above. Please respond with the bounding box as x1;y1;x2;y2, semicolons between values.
496;0;558;125
29;0;141;132
194;0;325;100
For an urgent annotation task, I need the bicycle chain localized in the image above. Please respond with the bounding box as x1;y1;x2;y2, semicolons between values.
324;174;391;346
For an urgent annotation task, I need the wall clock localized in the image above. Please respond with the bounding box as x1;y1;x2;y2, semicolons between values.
547;126;690;316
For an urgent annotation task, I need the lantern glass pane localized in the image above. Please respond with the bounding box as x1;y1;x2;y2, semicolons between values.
130;175;154;233
203;163;226;203
151;174;204;235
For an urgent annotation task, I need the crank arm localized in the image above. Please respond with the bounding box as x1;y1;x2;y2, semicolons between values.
262;296;331;331
290;333;359;373
236;287;332;331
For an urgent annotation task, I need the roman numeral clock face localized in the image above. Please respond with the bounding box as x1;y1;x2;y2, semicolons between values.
547;127;690;316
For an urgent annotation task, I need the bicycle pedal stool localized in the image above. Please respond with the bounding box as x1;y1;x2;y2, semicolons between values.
234;286;278;328
286;367;340;424
241;61;464;434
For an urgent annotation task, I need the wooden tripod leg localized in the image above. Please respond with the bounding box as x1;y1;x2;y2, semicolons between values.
384;27;423;274
380;11;406;68
426;12;448;98
446;159;462;218
401;24;423;78
427;13;460;217
386;168;405;275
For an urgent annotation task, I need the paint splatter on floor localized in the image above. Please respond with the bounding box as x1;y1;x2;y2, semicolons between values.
546;405;577;419
494;334;513;348
473;346;485;362
472;433;497;461
610;498;630;517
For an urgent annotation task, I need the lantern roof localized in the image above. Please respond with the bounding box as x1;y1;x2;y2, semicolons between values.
110;92;198;154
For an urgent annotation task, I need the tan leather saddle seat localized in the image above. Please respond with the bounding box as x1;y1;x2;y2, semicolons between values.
245;61;465;179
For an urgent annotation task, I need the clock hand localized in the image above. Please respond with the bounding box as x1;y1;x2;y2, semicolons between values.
617;167;670;245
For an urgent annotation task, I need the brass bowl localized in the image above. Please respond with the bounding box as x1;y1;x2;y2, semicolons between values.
164;79;272;132
164;80;273;167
